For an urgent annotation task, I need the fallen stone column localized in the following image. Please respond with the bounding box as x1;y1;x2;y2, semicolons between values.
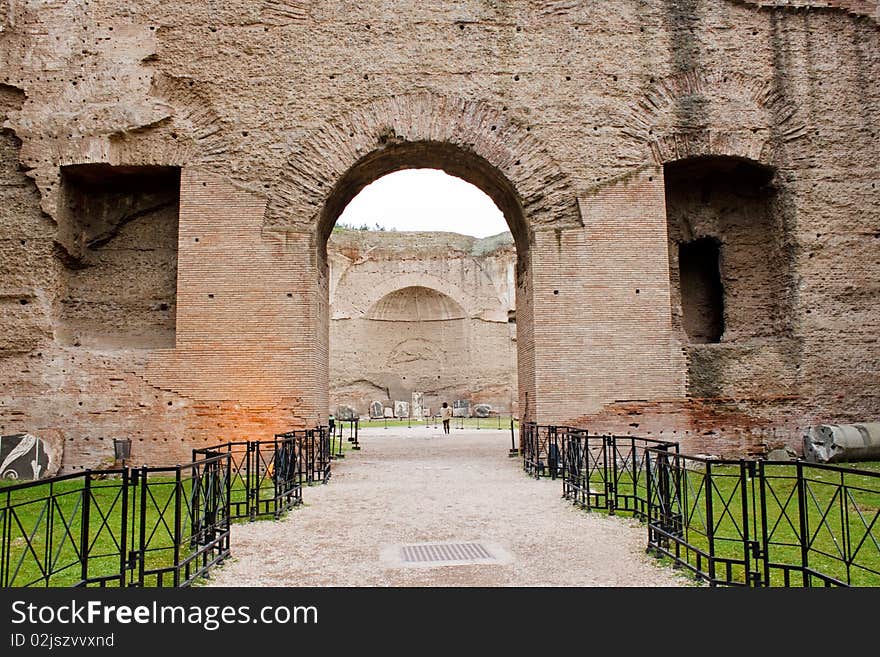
803;423;880;464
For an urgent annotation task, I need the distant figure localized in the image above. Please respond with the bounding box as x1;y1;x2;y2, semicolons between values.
328;414;336;437
440;402;452;435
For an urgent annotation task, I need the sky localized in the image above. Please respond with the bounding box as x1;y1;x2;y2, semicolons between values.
336;169;510;238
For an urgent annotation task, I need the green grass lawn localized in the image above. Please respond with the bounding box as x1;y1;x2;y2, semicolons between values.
562;456;880;587
0;462;299;587
1;474;190;587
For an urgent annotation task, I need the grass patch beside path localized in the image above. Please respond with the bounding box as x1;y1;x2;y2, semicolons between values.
1;472;261;587
563;459;880;587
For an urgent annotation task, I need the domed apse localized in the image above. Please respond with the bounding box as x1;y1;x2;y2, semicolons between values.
367;286;467;322
326;164;521;421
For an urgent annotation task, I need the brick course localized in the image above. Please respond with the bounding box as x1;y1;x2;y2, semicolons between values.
0;1;877;468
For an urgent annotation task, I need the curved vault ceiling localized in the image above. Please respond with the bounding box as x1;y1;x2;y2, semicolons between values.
366;286;467;322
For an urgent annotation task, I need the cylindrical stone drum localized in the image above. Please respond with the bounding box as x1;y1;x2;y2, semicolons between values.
803;423;880;463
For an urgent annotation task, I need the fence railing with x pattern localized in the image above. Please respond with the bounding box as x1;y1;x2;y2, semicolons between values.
0;451;231;588
522;423;880;587
0;430;332;588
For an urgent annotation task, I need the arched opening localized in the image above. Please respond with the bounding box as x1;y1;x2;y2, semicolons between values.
318;141;530;273
320;141;530;423
678;237;724;344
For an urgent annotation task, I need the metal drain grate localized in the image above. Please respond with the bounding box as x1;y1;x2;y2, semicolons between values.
400;542;496;565
381;541;511;568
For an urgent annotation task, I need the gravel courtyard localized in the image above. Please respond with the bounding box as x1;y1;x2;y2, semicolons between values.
205;427;691;587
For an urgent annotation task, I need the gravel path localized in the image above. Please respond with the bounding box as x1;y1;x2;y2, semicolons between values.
205;427;691;587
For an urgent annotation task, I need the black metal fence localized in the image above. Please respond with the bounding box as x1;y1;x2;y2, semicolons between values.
275;428;332;484
537;428;880;587
193;434;303;522
0;451;230;588
561;429;678;520
521;423;569;478
1;432;324;588
644;450;880;587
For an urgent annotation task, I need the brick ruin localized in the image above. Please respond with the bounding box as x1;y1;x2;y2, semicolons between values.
328;228;517;417
0;0;877;471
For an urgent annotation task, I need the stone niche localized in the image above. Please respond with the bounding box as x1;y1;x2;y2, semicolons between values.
55;164;180;350
665;156;797;399
679;238;724;344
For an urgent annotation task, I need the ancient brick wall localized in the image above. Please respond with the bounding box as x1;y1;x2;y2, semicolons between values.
327;229;518;417
0;0;877;467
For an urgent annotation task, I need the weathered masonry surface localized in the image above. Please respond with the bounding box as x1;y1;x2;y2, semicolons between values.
327;229;517;417
0;0;877;470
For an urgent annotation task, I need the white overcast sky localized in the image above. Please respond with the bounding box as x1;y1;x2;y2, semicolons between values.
336;169;509;238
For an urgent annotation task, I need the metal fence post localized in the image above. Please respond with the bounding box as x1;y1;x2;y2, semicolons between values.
138;466;148;587
646;449;655;552
119;467;130;587
705;460;716;585
270;437;278;517
796;460;810;586
602;436;612;513
581;433;589;507
757;460;771;587
226;443;234;517
609;436;619;515
173;466;182;587
740;460;757;587
248;441;257;521
80;472;91;584
839;467;852;586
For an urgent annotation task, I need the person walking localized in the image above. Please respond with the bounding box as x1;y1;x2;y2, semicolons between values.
440;402;452;435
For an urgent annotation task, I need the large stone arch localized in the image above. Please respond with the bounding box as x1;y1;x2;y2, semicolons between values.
261;92;584;424
265;92;583;247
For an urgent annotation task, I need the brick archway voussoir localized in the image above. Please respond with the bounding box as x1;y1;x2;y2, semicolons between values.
622;69;809;170
264;92;582;236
